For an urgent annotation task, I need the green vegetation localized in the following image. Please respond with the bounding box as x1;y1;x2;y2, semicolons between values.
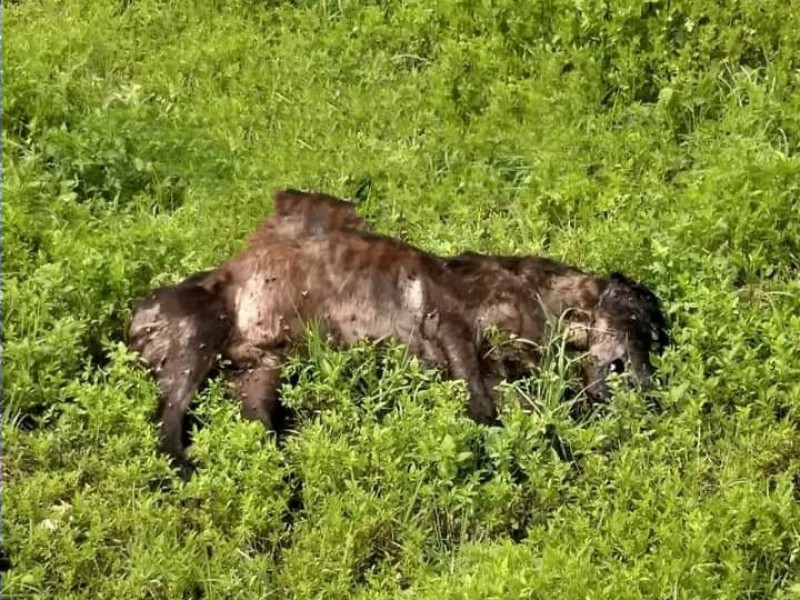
3;0;800;597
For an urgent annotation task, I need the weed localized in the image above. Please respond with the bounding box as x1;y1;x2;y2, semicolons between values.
4;0;800;598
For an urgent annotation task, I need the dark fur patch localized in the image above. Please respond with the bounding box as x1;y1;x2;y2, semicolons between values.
129;189;671;475
129;192;499;473
602;272;670;354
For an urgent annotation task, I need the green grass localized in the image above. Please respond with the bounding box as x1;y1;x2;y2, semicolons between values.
3;0;800;597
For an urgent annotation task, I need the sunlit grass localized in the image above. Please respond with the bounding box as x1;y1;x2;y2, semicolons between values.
3;0;800;598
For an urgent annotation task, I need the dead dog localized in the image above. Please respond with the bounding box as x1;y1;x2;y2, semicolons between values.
252;190;670;404
128;193;497;476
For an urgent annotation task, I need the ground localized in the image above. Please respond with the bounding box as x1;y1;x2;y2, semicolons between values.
3;1;800;598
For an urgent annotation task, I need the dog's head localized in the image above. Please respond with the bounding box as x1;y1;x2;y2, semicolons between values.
581;272;670;402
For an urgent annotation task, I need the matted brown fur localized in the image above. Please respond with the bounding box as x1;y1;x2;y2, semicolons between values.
128;196;497;477
442;253;668;400
128;188;669;477
254;190;670;402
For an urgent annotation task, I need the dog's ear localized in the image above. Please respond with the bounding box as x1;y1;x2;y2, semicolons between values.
651;320;671;352
274;188;303;216
605;271;671;352
273;188;368;232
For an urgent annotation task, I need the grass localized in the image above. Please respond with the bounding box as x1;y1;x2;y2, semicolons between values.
3;0;800;598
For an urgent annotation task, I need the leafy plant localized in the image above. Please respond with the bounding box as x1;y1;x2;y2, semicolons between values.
3;0;800;598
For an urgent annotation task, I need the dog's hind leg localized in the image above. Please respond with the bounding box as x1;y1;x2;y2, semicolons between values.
129;281;231;478
227;351;285;434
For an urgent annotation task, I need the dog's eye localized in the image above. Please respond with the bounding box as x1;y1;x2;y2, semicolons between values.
608;359;625;374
